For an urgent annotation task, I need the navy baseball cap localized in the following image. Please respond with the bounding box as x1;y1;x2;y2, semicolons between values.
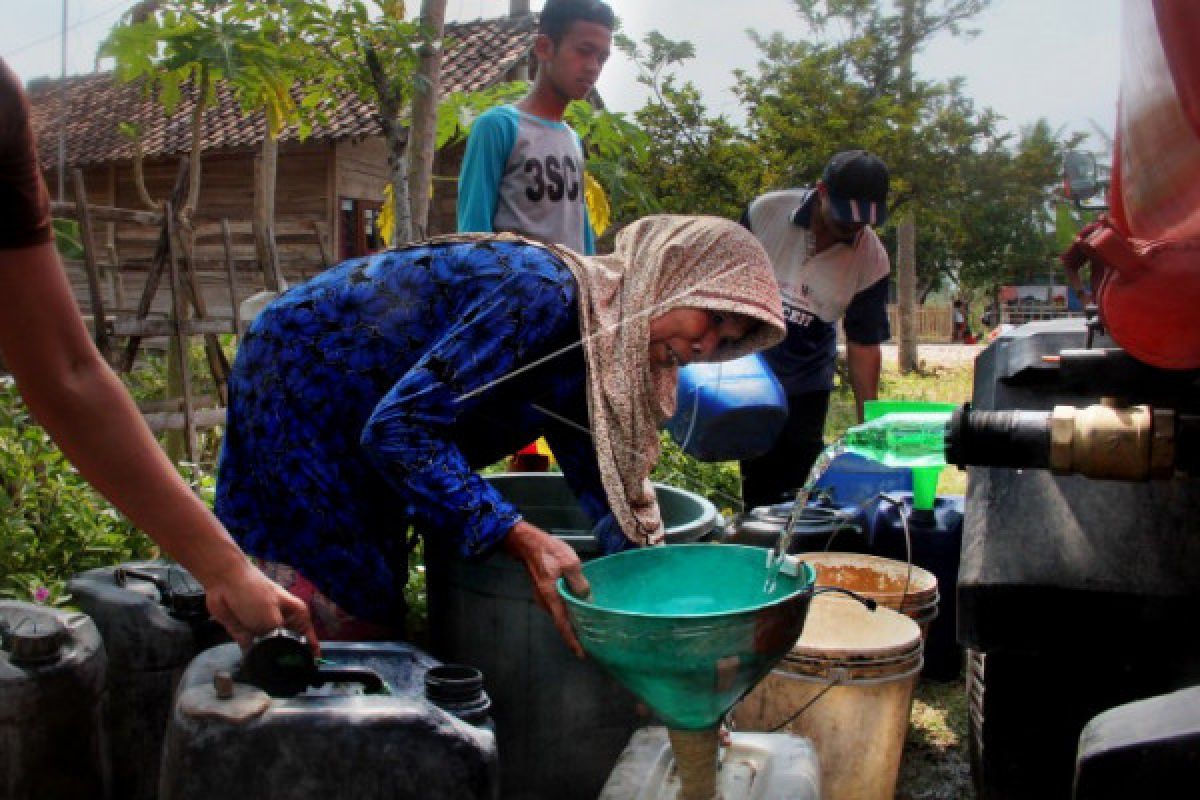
821;150;889;226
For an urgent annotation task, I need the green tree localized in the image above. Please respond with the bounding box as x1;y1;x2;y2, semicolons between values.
101;1;301;234
282;0;426;243
612;32;759;225
952;121;1085;312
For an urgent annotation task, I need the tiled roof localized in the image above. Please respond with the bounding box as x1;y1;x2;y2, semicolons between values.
27;14;536;169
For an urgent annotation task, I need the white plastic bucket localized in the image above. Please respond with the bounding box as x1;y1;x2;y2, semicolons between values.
796;551;939;640
733;595;923;800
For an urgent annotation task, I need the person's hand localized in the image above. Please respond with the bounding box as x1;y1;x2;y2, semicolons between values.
502;519;590;658
204;559;320;657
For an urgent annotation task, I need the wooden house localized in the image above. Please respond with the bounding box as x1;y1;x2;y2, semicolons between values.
26;11;539;313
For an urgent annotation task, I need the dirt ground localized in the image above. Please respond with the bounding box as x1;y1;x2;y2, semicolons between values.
879;342;986;369
897;676;973;799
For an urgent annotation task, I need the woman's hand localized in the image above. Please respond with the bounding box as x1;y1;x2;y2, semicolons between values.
503;520;590;658
204;559;321;657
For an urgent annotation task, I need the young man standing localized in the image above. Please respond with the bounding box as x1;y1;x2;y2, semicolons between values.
739;150;893;509
456;0;614;255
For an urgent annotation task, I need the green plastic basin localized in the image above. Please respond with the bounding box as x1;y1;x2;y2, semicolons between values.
558;544;816;731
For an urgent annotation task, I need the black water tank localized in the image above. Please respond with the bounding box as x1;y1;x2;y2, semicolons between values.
959;320;1200;798
67;561;228;800
0;601;109;799
158;640;498;800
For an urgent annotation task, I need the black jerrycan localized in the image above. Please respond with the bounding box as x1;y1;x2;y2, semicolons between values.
0;601;109;800
159;629;499;800
67;561;229;800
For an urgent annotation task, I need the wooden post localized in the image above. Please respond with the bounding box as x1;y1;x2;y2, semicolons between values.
311;220;333;268
172;229;230;404
165;203;197;463
72;169;112;362
222;219;242;335
122;159;189;373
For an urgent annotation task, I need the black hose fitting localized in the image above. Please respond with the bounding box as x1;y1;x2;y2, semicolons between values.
945;403;1053;470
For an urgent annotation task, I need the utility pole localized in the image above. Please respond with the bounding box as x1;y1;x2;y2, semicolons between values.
57;0;68;202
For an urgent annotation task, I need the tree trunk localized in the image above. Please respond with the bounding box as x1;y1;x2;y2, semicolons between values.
365;46;413;245
130;131;158;211
390;131;414;246
896;0;920;373
254;132;285;291
406;0;446;240
897;217;919;371
180;65;209;227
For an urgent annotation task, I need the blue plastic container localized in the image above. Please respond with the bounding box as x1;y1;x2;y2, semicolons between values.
811;452;914;508
666;353;787;462
867;492;965;681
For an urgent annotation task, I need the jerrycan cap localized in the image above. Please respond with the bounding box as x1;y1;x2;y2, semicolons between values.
237;629;388;698
115;564;210;622
425;663;492;723
2;614;66;666
238;628;317;697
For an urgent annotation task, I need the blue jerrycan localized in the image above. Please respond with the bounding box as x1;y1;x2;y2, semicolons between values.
667;353;788;461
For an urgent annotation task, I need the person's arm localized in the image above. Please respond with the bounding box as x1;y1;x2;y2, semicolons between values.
358;265;588;655
842;274;890;423
456;108;516;233
845;341;882;422
0;241;317;652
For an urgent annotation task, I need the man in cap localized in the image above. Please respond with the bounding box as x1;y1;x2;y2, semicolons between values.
739;150;892;509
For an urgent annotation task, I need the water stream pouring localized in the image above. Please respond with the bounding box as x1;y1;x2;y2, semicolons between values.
559;544;818;799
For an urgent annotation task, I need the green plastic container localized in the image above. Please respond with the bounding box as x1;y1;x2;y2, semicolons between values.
863;400;958;511
559;544;817;731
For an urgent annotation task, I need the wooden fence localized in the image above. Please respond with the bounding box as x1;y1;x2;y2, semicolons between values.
49;164;332;461
885;304;955;342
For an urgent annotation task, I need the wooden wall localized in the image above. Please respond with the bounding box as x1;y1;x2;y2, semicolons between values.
334;136;390;207
429;142;466;236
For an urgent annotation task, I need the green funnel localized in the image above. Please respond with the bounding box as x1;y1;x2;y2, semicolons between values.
558;544;816;731
864;399;958;511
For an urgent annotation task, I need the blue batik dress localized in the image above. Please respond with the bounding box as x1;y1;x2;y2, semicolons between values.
214;239;620;625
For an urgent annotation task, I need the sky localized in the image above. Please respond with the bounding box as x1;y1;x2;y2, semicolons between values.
2;0;1121;147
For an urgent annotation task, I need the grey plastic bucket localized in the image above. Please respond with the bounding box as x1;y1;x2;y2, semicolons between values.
424;474;718;800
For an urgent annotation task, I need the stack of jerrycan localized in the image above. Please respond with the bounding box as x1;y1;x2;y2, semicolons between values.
67;561;228;800
159;630;498;799
0;601;109;799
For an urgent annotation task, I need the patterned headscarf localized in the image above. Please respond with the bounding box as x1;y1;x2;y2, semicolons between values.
548;215;785;545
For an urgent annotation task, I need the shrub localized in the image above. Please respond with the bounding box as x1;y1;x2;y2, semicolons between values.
0;380;155;604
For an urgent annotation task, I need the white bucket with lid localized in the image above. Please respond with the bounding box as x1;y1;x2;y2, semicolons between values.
733;594;923;800
796;551;939;640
